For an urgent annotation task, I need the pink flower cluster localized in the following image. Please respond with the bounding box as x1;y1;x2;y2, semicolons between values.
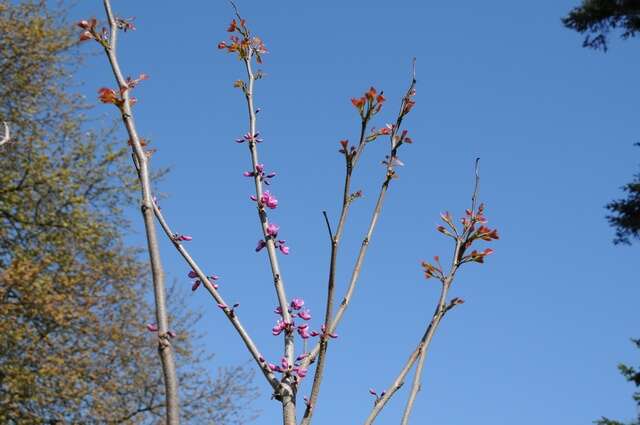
235;132;263;143
258;353;308;379
255;221;290;255
187;270;219;291
250;190;279;209
271;298;316;339
243;163;276;185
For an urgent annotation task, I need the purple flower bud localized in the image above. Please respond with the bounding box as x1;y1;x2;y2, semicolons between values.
147;323;158;332
290;298;304;310
281;357;290;370
255;239;267;252
260;191;278;209
191;280;201;291
266;223;280;237
188;271;198;279
298;310;312;320
294;366;308;378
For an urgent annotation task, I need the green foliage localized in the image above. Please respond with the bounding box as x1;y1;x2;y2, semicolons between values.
562;0;640;50
0;1;256;423
595;339;640;425
606;150;640;244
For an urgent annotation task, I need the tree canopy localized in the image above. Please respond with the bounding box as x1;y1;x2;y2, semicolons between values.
562;0;640;50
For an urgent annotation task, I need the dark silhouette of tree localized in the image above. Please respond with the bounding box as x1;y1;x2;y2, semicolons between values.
595;339;640;425
562;0;640;51
563;1;640;244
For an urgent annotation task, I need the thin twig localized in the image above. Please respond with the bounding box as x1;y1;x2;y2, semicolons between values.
300;67;417;372
300;102;374;425
151;201;281;391
322;211;333;242
101;1;179;423
232;8;296;423
471;157;480;213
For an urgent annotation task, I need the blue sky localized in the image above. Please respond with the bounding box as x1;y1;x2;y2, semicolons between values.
71;1;639;424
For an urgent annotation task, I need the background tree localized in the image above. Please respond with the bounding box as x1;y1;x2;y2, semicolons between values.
595;339;640;425
0;1;256;423
563;0;640;244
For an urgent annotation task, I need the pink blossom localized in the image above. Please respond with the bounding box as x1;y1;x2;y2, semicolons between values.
268;363;278;371
167;330;177;338
174;234;192;242
217;303;228;310
256;163;265;173
297;324;311;339
147;323;158;332
243;171;252;177
298;310;312;320
294;366;308;378
260;191;278;209
79;31;94;41
191;280;201;291
278;241;290;255
274;306;283;315
310;330;320;337
280;357;290;370
272;320;286;336
290;298;304;310
266;223;280;237
296;352;309;361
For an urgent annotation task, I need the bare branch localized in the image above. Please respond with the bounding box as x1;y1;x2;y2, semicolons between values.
100;1;179;422
322;211;333;242
151;201;281;391
301;66;417;373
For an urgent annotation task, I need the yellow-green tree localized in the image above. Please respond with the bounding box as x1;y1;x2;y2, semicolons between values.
0;1;256;423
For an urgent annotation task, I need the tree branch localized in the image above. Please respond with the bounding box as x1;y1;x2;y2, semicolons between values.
151;200;281;391
100;1;179;422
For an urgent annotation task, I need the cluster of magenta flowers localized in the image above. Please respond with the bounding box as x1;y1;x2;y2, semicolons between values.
271;297;315;338
255;222;289;255
259;352;308;380
250;190;278;209
368;388;387;405
236;132;263;143
242;162;290;255
187;270;219;292
243;163;276;185
172;234;192;242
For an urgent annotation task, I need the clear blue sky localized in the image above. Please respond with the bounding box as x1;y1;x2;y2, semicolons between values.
72;1;639;424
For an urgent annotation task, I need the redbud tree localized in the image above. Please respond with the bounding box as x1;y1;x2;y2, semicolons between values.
77;2;499;424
